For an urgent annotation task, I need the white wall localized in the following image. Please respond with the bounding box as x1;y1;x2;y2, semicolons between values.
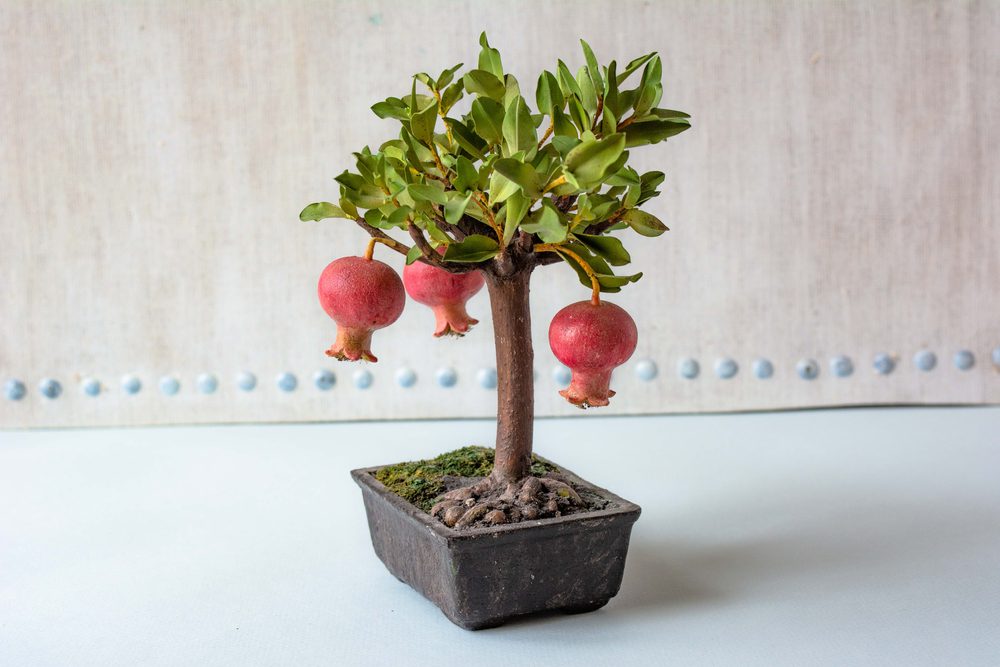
2;0;998;428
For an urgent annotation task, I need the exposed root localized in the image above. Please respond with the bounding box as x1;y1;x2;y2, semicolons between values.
429;471;588;529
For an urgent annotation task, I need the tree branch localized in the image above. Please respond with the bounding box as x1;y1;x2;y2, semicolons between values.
354;218;410;256
590;96;605;134
429;206;467;241
407;222;438;260
406;222;479;274
553;195;578;214
583;208;627;235
354;216;474;273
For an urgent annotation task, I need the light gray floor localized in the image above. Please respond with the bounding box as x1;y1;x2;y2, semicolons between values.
2;408;999;666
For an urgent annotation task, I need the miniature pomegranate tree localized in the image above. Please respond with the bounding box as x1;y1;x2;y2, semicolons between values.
302;36;689;527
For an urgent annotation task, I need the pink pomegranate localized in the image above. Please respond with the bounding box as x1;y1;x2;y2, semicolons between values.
318;256;405;362
403;259;484;337
548;300;638;408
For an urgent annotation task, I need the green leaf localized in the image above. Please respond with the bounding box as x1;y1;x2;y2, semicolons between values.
501;95;536;156
622;118;690;147
551;107;578;138
502;190;529;244
409;100;439;144
520;200;567;243
299;202;348;222
445;192;473;225
574;232;631;265
535;70;562;115
633;55;662;115
604;167;641;188
363;208;384;228
503;74;521;109
453;156;480;192
444;117;487;160
339;197;359;219
562;133;626;189
576;66;598;116
622;209;668;236
487;168;520;206
371;98;409;121
568;94;590;133
414;72;435;89
493;158;541;197
407;183;448;206
469;97;504;145
440;80;465;115
387;206;411;227
641;170;666;189
443;234;499;263
604;60;622;117
580;39;605;96
405;245;424;265
650;108;691;119
556;59;583;100
436;62;464;89
478;32;504;79
616;52;656;85
417;215;451;245
623;183;641;208
562;242;642;293
343;184;386;209
596;271;642;290
334;171;365;191
601;106;618;137
462;69;505;101
400;125;434;169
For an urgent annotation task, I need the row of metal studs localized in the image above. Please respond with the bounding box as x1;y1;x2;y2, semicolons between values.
4;348;998;401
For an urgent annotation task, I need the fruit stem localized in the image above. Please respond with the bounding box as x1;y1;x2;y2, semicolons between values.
364;237;396;261
534;243;601;305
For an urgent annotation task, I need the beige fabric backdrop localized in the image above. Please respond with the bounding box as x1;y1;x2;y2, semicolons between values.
1;0;998;428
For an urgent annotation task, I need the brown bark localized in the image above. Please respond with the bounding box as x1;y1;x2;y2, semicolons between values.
485;265;535;484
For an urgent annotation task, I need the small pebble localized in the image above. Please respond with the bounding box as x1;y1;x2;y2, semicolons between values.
456;504;490;528
443;486;474;501
484;510;507;525
442;505;465;527
430;500;459;517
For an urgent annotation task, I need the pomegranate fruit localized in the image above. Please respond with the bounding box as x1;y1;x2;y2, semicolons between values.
402;259;484;337
318;256;405;362
548;300;638;408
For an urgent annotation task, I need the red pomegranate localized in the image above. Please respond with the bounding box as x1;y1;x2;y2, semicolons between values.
548;300;638;408
402;258;484;337
318;256;405;362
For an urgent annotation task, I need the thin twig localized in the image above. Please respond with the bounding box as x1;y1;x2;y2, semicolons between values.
354;218;410;256
591;96;605;133
536;121;554;150
407;222;479;274
534;243;602;304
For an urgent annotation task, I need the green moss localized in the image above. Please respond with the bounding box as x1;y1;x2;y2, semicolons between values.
373;446;558;512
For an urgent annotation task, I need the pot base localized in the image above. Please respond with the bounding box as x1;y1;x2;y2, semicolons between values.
351;459;641;630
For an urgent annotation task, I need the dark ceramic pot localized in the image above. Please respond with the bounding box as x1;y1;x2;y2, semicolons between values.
351;460;641;629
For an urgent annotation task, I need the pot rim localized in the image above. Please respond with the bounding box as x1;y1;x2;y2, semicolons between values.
351;454;641;542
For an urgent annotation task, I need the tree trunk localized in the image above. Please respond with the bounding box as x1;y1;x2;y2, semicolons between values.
485;266;534;484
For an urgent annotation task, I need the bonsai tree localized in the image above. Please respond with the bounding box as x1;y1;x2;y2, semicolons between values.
301;35;689;527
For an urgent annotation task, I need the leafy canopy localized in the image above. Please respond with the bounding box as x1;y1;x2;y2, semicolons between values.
300;35;690;293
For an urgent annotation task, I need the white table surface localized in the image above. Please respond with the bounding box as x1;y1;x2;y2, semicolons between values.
2;407;999;666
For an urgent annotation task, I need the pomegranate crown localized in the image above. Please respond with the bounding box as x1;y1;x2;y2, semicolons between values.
300;34;690;294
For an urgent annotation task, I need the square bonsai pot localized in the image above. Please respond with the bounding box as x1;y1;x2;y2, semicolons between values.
351;460;641;630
